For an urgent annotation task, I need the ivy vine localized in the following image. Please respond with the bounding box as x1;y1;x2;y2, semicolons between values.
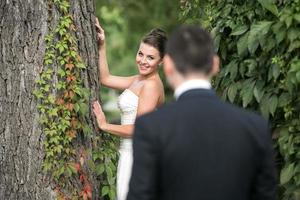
92;133;118;200
34;0;92;199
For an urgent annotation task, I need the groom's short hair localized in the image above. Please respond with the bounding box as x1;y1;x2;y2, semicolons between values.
166;25;214;75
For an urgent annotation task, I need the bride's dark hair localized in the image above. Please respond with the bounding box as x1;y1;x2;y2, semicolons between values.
142;28;167;59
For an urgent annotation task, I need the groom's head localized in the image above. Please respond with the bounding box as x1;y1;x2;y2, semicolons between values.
163;25;219;88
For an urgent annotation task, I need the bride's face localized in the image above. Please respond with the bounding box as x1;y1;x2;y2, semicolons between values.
136;42;162;76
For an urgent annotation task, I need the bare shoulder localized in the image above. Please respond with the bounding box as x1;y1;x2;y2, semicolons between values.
141;79;163;93
140;78;165;105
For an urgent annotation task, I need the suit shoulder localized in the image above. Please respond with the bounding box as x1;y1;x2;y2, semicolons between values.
136;101;177;124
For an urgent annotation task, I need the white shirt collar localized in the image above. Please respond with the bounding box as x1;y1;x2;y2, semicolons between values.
174;79;211;99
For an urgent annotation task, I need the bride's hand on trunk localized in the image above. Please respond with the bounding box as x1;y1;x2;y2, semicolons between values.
92;101;107;130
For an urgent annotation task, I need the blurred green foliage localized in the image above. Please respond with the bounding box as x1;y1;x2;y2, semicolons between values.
180;0;300;199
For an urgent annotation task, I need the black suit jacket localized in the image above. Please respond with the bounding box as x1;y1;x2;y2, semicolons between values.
127;89;277;200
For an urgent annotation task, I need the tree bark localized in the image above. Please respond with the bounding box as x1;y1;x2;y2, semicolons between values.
0;0;100;199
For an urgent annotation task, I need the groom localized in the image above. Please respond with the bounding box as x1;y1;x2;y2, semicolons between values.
127;25;277;200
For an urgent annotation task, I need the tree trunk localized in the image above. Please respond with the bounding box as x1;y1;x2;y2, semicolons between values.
0;0;100;199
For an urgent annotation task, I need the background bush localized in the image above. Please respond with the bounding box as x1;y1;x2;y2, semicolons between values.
180;0;300;199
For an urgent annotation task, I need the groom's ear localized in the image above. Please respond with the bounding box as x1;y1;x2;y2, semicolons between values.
158;59;163;66
210;55;220;76
163;55;176;76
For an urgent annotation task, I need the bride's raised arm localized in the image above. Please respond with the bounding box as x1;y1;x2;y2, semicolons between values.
96;18;137;90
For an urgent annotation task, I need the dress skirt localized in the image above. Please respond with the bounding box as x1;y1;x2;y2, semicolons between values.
116;138;133;200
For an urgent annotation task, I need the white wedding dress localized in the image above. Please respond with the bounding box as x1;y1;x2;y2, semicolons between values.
116;89;139;200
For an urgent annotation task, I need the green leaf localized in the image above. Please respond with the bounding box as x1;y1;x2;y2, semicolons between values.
248;21;273;54
59;46;64;53
268;66;273;82
92;152;102;161
289;60;300;72
253;81;265;103
47;94;56;104
108;188;116;200
42;161;52;172
296;71;300;83
230;64;238;80
272;64;280;80
262;36;276;52
65;166;72;177
280;163;295;185
49;136;59;144
33;90;44;99
70;50;77;57
272;21;284;41
41;85;50;92
107;173;115;185
106;164;113;180
77;62;86;69
68;163;77;174
58;68;66;77
258;0;278;16
45;68;53;75
225;60;238;80
96;164;105;175
74;103;80;113
81;88;91;100
260;93;271;119
227;83;237;103
48;108;59;117
54;145;62;154
287;28;299;43
285;16;293;28
101;186;110;196
244;59;257;77
278;93;290;107
82;124;92;135
288;41;300;52
37;104;46;113
237;32;249;56
59;28;66;36
35;78;46;85
74;86;82;96
44;59;53;65
39;116;48;125
79;102;89;116
87;159;96;171
213;35;221;52
56;81;66;90
240;79;255;107
269;95;278;116
294;14;300;23
247;37;259;54
230;25;248;36
57;165;65;178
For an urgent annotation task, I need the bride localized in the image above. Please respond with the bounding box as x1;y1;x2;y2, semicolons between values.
92;18;167;200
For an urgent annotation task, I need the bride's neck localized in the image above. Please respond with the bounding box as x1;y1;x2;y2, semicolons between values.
140;71;159;80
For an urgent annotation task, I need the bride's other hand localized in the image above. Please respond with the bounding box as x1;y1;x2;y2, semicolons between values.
92;101;107;130
95;17;105;47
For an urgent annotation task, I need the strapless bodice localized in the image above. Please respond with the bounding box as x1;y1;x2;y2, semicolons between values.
117;89;139;125
117;89;139;150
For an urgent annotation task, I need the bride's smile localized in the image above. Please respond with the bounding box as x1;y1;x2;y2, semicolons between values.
136;42;161;76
